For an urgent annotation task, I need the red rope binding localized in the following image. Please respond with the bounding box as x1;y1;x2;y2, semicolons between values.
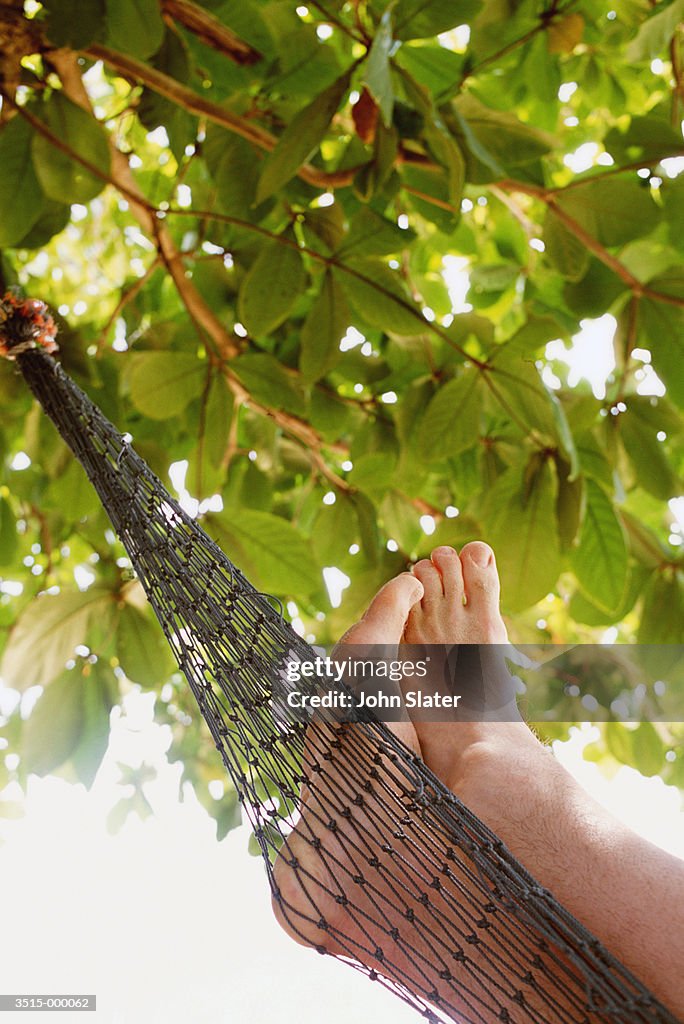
0;292;59;359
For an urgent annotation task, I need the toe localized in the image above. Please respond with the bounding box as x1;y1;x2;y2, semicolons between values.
412;558;444;607
341;573;424;646
430;546;464;603
459;542;506;640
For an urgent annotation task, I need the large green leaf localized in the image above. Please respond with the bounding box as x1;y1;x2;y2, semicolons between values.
299;270;350;381
554;178;660;249
619;402;680;499
394;0;483;39
22;668;85;777
482;456;561;612
206;509;320;596
571;480;628;614
32;93;111;204
639;280;684;408
419;369;483;461
626;0;684;61
544;209;591;282
237;237;307;338
334;257;424;335
105;0;165;59
638;569;684;644
116;603;176;686
232;352;305;414
204;130;261;216
1;586;115;691
256;70;352;203
0;117;45;247
43;0;106;47
364;7;394;127
336;207;416;259
451;93;554;179
70;664;117;788
127;352;207;420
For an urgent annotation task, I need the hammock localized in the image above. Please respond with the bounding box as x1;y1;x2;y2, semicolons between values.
0;295;677;1024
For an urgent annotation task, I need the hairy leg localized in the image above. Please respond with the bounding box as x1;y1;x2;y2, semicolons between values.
272;546;684;1020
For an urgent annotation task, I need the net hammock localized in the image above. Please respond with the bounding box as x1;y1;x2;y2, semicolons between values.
0;295;677;1024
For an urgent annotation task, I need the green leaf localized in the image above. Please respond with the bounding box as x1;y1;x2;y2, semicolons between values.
237;236;307;338
46;458;99;520
554;178;660;249
380;490;422;553
451;94;554;179
32;93;111;204
402;163;460;231
483;456;561;612
334;257;424;335
204;130;261;217
492;352;578;471
13;199;70;250
556;463;585;549
70;664;117;788
619;403;679;499
348;451;397;494
394;44;465;99
394;0;482;39
311;492;357;564
605;112;684;165
232;352;305;415
639;287;684;408
203;374;234;469
256;70;352;203
0;117;46;247
43;0;106;47
1;587;115;691
336;207;416;259
127;352;207;420
0;496;18;567
638;569;684;644
571;479;628;614
631;722;666;777
626;0;684;61
206;509;320;596
364;7;394;128
22;668;85;777
544;209;591;281
116;604;176;686
350;491;381;563
299;270;350;381
419;370;483;461
105;0;165;59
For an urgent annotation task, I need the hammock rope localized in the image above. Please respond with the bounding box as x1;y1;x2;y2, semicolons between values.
1;298;678;1024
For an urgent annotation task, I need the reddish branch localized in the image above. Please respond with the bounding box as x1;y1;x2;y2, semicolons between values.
161;0;262;65
49;48;241;360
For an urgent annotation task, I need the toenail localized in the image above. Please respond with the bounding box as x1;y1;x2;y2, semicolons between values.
466;544;492;567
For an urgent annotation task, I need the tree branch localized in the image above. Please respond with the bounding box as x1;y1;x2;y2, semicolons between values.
48;49;242;360
161;0;262;65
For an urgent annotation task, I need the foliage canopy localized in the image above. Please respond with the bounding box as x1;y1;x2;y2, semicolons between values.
0;0;683;833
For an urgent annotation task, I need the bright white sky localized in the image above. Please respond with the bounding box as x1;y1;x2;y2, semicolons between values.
1;690;683;1024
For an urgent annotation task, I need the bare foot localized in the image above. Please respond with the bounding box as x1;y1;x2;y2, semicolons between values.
271;550;566;1022
404;543;541;798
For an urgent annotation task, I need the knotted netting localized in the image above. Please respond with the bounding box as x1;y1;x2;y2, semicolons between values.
1;297;678;1024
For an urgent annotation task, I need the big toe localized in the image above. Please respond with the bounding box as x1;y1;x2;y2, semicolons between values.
460;542;507;642
339;573;424;647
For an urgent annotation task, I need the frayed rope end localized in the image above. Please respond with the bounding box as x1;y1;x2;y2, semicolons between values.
0;292;58;360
